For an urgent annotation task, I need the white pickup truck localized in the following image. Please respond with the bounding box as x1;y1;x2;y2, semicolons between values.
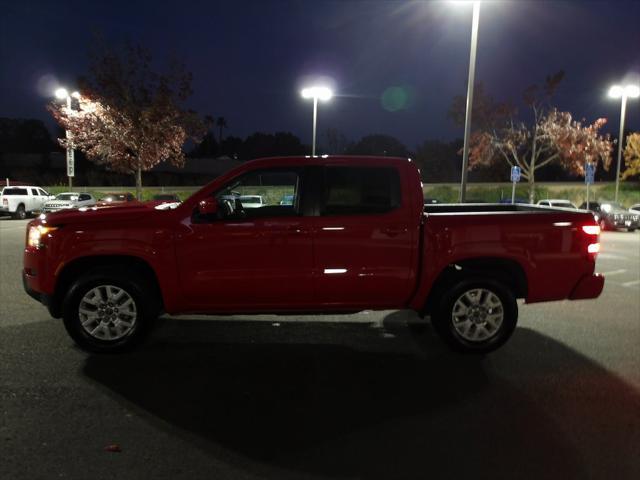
0;186;53;219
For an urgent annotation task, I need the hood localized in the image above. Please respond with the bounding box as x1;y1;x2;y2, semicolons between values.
41;202;158;225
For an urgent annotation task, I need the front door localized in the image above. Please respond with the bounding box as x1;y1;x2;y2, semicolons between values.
175;167;315;311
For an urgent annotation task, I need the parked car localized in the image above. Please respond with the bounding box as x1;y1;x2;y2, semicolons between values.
279;194;295;206
238;195;265;208
96;192;137;207
579;201;639;232
24;156;604;354
152;193;181;202
42;192;96;212
0;186;53;219
629;204;640;216
499;197;528;204
537;199;577;209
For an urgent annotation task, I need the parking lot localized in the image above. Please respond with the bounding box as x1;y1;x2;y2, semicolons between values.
1;218;639;479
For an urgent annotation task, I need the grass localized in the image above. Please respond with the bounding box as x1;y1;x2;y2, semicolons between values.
423;182;640;207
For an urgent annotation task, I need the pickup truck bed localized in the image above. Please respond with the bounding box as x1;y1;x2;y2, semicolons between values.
23;156;604;354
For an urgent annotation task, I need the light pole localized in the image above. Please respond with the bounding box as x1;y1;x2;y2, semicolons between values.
55;88;80;189
608;84;640;202
456;0;481;203
301;86;333;156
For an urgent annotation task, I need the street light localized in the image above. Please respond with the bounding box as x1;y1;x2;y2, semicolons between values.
455;0;481;203
609;84;640;202
301;86;333;156
54;88;80;188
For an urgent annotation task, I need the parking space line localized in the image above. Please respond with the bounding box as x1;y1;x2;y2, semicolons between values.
622;280;640;288
601;269;627;276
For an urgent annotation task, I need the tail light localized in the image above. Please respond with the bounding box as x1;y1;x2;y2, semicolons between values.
581;224;600;256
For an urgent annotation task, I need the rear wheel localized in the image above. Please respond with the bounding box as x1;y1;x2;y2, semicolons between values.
628;228;636;232
431;278;518;354
12;204;26;220
62;267;159;353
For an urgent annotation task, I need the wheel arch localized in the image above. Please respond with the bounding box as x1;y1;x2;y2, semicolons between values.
422;257;528;315
49;255;164;318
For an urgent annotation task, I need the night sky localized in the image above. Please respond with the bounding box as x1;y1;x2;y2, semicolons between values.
1;0;639;149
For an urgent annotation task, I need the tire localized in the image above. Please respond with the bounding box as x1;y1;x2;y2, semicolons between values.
12;204;26;220
599;219;608;232
431;278;518;354
62;267;159;353
628;228;636;233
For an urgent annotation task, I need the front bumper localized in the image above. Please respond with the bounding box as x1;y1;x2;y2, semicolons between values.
569;274;605;300
22;269;52;307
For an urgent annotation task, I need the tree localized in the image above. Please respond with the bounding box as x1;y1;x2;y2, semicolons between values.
414;139;462;182
48;41;205;199
321;128;352;155
622;132;640;180
455;73;612;202
216;116;228;144
0;118;54;153
190;115;219;157
346;134;411;157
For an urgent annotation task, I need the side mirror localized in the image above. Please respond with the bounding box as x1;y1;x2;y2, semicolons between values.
198;198;218;216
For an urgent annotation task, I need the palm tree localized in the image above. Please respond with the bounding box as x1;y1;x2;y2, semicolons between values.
216;117;228;145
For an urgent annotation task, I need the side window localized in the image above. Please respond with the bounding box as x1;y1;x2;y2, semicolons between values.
38;189;48;196
539;201;549;206
30;188;38;196
215;169;300;219
79;194;90;201
322;166;401;216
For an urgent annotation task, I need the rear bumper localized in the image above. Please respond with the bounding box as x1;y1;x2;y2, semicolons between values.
569;273;604;300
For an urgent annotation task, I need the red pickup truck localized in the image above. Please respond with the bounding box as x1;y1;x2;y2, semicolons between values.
23;156;604;353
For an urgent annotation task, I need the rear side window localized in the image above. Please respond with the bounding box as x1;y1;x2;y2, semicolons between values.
79;194;91;201
2;188;28;196
322;166;401;216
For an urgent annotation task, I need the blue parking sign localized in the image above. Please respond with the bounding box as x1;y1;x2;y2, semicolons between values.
510;166;521;183
585;162;595;185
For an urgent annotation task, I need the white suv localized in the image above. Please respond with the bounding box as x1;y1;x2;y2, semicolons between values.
0;186;53;219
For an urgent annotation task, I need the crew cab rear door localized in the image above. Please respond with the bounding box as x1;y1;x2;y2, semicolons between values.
312;164;415;308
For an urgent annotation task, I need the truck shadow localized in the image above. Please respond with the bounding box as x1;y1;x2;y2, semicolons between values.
83;316;640;479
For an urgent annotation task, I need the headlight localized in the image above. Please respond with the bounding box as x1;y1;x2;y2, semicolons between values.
27;225;57;248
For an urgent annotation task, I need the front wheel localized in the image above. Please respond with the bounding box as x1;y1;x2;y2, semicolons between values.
62;267;158;353
431;278;518;354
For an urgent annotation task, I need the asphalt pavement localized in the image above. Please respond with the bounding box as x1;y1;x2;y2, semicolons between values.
1;218;639;479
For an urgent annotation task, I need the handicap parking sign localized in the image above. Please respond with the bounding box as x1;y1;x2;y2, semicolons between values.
510;166;521;183
585;162;595;185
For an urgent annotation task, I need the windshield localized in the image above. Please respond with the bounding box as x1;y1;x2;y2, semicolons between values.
55;194;79;201
601;203;623;212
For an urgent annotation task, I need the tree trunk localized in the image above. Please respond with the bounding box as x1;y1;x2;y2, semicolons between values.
135;164;142;201
528;170;535;203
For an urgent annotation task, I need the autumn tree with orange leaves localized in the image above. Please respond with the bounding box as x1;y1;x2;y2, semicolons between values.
622;132;640;180
49;41;205;199
452;72;613;202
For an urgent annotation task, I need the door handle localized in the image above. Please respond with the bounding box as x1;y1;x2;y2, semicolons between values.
382;227;406;237
286;226;308;234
